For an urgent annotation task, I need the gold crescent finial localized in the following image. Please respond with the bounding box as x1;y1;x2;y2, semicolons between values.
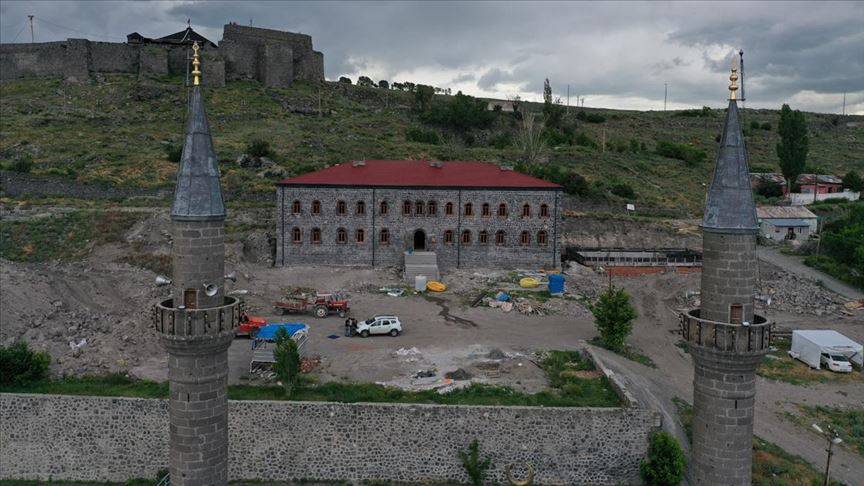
191;41;201;86
728;55;739;101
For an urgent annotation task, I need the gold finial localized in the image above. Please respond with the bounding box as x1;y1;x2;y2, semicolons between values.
728;56;739;101
191;41;201;86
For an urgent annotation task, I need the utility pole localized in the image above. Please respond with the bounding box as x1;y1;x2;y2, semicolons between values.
842;92;846;116
566;84;570;113
28;15;34;43
664;82;667;111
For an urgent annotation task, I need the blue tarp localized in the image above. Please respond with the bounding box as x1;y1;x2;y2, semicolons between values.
255;323;308;341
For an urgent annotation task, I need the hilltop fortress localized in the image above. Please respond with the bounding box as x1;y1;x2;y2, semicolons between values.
0;23;324;87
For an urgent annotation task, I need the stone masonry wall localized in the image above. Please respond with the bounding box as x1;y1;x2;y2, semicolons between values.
276;186;562;270
700;231;757;323
0;170;168;200
0;393;658;484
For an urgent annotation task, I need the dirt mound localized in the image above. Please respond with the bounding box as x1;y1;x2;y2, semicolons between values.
0;259;165;377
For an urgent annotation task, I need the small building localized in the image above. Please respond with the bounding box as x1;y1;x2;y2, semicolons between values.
749;172;788;194
756;206;818;240
796;174;844;194
486;100;515;112
275;160;562;276
570;247;702;276
126;26;218;48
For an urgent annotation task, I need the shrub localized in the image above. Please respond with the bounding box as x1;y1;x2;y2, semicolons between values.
629;138;641;152
458;439;491;486
591;286;637;352
640;431;686;486
423;91;493;132
655;140;707;166
574;131;598;148
750;120;762;130
676;106;713;117
273;328;301;397
756;180;785;198
377;79;389;89
405;127;440;145
842;170;864;192
488;131;513;149
576;110;606;123
6;154;34;173
544;128;573;147
750;164;774;173
761;121;772;130
357;76;375;87
413;84;435;112
0;341;51;386
337;76;352;84
165;143;183;163
245;139;273;158
610;182;636;199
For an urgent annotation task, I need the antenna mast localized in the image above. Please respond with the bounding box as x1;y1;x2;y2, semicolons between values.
739;49;745;109
28;15;34;43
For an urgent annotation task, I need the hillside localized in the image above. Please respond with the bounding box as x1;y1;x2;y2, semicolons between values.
1;75;862;215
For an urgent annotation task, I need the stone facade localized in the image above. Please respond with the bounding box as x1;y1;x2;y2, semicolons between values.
171;220;226;310
0;24;323;88
276;186;562;269
699;231;757;324
0;393;659;484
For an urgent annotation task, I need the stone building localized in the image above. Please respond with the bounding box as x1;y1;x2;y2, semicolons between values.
275;160;563;277
680;63;772;485
0;23;323;88
153;44;239;485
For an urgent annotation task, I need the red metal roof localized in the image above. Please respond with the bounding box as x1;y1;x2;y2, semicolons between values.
277;160;561;189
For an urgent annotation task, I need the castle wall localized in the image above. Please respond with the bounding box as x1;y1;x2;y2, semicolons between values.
0;39;89;81
88;41;139;73
0;393;658;484
276;186;561;270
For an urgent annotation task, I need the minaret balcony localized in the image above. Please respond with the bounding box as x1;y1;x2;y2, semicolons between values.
679;309;772;355
154;296;241;339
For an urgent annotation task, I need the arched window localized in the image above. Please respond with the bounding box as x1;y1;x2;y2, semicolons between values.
464;203;473;216
356;229;365;243
520;231;530;246
292;227;302;243
428;201;437;216
380;228;390;244
481;203;491;217
537;230;548;246
540;204;549;218
312;200;321;215
415;200;424;215
461;230;472;244
336;228;347;244
337;200;347;215
495;230;506;246
498;203;508;217
444;230;454;244
311;227;322;244
380;201;389;215
445;202;454;216
479;230;488;245
403;200;412;216
522;203;531;217
356;201;365;215
292;200;301;214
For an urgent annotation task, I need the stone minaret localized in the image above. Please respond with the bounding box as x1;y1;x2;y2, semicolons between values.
680;60;772;485
154;42;239;486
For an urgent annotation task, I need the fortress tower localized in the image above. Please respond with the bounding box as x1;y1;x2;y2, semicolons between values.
680;62;772;485
154;43;240;486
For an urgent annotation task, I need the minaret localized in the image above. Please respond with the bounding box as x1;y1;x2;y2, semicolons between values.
154;42;239;486
680;59;772;485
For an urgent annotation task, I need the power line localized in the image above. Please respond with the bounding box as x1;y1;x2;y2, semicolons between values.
33;16;121;42
10;23;27;43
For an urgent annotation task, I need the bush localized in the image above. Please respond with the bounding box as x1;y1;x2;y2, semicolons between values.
610;182;636;199
273;328;301;397
422;91;493;132
488;131;513;149
165;143;182;163
357;76;375;87
750;120;762;130
640;431;686;486
413;84;435;112
377;79;389;89
761;121;772;130
458;439;491;486
676;106;713;117
405;127;440;145
756;180;785;198
749;164;774;173
574;131;598;148
576;110;606;123
842;170;864;192
591;286;637;352
655;140;707;166
0;341;50;386
337;76;352;84
6;154;34;173
245;139;273;158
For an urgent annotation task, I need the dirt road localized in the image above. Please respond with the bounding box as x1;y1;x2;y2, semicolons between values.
758;247;863;300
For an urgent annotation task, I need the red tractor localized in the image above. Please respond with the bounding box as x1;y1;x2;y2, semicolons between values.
236;312;267;338
273;291;350;318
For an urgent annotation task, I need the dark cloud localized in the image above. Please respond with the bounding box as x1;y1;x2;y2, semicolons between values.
1;1;861;113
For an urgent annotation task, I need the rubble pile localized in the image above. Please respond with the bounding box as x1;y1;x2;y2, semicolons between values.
758;269;848;315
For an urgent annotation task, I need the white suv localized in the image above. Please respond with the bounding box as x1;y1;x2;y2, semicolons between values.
356;315;402;337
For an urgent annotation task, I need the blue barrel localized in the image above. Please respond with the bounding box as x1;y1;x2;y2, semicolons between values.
548;274;565;294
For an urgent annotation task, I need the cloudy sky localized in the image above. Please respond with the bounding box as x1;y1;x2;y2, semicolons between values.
2;1;862;113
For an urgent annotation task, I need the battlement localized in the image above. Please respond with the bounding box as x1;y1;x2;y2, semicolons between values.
0;23;324;88
154;296;241;340
680;308;771;355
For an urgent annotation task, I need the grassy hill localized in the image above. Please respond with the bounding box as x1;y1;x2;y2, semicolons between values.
1;75;861;215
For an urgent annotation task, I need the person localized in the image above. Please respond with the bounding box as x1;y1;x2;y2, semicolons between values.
344;318;351;337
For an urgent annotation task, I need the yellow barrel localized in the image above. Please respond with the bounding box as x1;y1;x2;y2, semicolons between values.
426;281;447;292
519;277;540;288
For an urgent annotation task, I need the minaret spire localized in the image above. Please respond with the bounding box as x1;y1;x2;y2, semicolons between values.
728;56;739;101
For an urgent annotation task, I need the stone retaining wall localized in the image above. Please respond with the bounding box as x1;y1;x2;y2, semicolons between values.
0;394;659;484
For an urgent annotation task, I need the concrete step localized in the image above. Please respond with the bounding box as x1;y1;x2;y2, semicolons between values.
404;263;440;282
404;251;438;266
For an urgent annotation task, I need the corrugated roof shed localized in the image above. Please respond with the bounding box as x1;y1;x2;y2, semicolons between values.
756;206;817;219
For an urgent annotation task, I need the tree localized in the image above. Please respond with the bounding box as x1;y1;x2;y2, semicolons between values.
357;76;375;87
842;170;864;192
516;111;548;165
640;431;686;486
591;286;637;352
337;76;352;84
542;78;564;129
776;104;809;187
413;84;435;112
377;79;389;89
273;327;301;397
0;341;50;386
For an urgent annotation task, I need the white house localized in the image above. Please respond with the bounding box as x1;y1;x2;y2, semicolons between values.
756;206;818;241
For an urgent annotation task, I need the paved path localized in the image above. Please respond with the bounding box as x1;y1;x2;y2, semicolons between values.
758;247;863;300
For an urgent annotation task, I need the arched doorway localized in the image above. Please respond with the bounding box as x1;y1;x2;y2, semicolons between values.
413;229;426;251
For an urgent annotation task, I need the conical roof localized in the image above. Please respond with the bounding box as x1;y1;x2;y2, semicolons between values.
170;86;226;221
702;100;758;233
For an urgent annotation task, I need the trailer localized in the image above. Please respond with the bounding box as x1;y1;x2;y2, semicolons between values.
788;330;862;372
250;323;309;372
273;291;350;318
